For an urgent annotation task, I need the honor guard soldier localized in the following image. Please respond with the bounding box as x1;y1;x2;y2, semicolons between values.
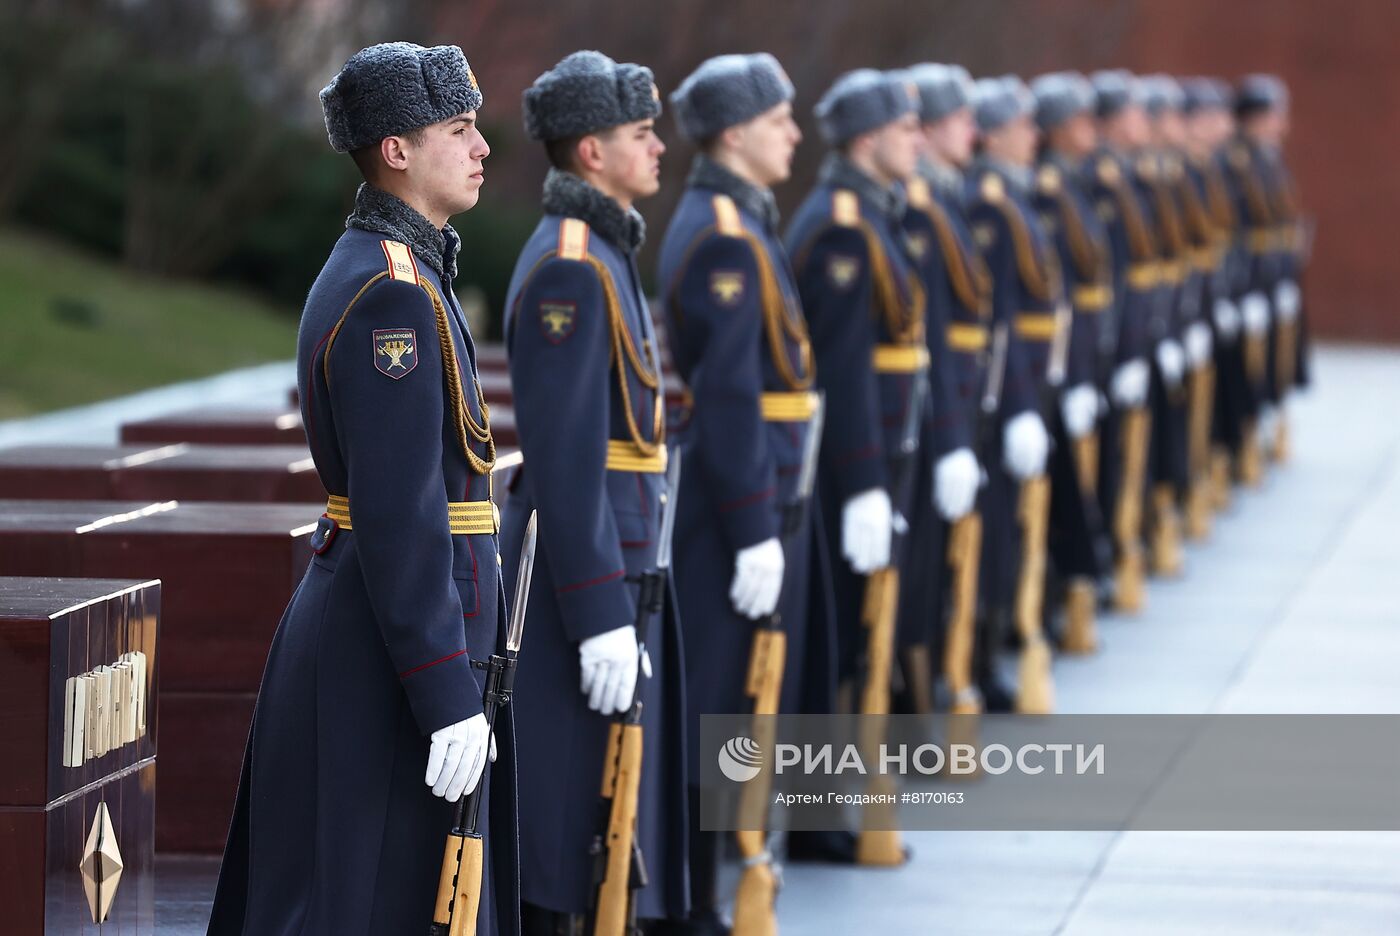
501;51;689;932
783;69;925;863
1232;74;1308;465
898;63;988;715
1089;70;1158;613
1181;78;1250;502
657;53;829;931
966;76;1059;714
1030;71;1114;653
1136;75;1191;576
1156;76;1227;538
208;43;518;936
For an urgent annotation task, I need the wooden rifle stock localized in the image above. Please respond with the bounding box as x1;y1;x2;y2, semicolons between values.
593;719;645;936
855;567;904;865
1013;476;1054;715
732;624;786;936
1185;364;1215;540
1113;407;1151;612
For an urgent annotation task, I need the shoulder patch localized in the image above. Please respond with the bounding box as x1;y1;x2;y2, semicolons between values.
711;194;743;237
1135;156;1156;179
906;176;932;209
979;172;1004;203
381;240;418;283
1037;165;1061;194
832;190;860;227
538;300;577;344
557;218;590;260
1097;157;1120;186
709;269;746;307
826;253;860;290
373;328;418;378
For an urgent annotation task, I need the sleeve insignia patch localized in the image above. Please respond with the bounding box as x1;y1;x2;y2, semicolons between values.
826;254;860;290
373;328;418;378
904;232;930;260
1037;165;1061;194
1096;200;1117;222
538;300;578;344
709;270;746;307
973;222;996;248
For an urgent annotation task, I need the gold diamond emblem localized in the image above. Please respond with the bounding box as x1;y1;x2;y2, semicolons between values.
80;802;123;923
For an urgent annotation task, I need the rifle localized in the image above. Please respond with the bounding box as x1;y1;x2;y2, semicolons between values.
855;365;928;866
590;453;683;936
430;510;538;936
732;393;825;936
943;322;1007;734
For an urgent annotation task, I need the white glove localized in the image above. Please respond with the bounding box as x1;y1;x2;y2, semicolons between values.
1060;383;1099;440
579;625;640;717
934;447;980;521
1184;322;1213;369
1213;298;1241;339
1002;411;1049;481
1110;359;1150;408
426;712;490;802
1156;339;1185;388
841;487;893;574
1241;291;1271;336
730;537;785;619
1274;279;1302;322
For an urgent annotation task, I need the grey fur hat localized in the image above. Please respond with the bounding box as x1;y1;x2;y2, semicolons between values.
1181;77;1230;114
1140;74;1185;116
320;42;482;154
814;69;917;146
973;75;1034;133
670;53;794;143
1092;69;1146;119
523;50;661;142
906;63;975;124
1031;71;1095;131
1236;73;1289;116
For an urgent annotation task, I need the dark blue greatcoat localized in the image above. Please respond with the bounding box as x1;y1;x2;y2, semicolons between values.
784;157;927;685
897;168;988;666
965;159;1060;609
657;162;831;778
1031;156;1112;583
499;172;688;921
209;204;519;936
1133;153;1190;497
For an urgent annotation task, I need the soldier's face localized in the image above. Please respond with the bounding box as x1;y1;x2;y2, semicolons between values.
731;100;802;187
992;113;1038;167
411;110;490;215
872;112;921;183
596;118;666;202
1060;111;1097;158
924;107;977;166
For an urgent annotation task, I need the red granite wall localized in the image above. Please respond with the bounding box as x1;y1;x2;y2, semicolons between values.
438;0;1394;341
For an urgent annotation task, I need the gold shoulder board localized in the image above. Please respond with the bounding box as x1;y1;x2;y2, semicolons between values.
381;240;418;283
832;189;860;227
557;217;591;260
711;194;743;237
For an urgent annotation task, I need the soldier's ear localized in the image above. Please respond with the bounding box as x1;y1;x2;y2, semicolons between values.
381;135;412;174
570;134;600;174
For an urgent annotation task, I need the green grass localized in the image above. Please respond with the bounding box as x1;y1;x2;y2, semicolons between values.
0;227;299;418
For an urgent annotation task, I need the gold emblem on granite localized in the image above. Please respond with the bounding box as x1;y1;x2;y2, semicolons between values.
80;802;124;923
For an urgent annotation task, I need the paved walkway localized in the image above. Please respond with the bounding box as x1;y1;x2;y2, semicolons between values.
13;347;1394;934
779;344;1400;935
